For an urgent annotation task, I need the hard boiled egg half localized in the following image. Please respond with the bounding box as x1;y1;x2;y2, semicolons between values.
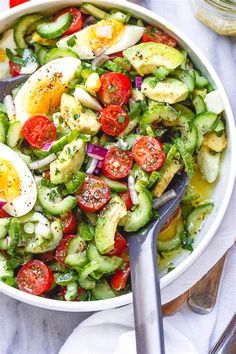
0;144;37;217
14;57;81;125
57;19;144;60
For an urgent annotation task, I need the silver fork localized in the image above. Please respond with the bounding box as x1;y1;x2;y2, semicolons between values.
0;75;29;101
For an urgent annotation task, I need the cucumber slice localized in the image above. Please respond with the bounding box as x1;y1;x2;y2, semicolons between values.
0;113;9;144
6;121;22;148
193;95;207;115
65;171;86;193
173;68;195;92
92;280;116;300
173;103;195;121
65;253;88;268
178;116;198;152
36;13;72;39
44;48;78;64
14;14;43;48
81;3;107;19
87;244;123;273
36;47;48;66
67;236;86;255
124;187;153;232
101;177;128;193
186;203;214;238
193;112;218;148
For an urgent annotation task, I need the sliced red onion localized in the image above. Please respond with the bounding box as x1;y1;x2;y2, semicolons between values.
87;143;108;160
29;153;57;170
42;141;54;152
0;200;6;209
91;53;109;70
128;175;139;206
153;190;177;209
86;158;99;174
135;76;143;90
94;160;103;175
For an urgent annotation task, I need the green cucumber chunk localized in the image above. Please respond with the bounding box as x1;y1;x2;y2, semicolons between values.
14;14;43;48
65;171;86;194
81;3;107;19
101;177;128;193
193;95;207;115
87;244;123;273
64;282;78;301
186;203;214;238
44;48;78;64
36;47;48;66
92;280;116;300
124;187;153;232
36;13;72;39
173;68;195;92
6;121;22;148
78;261;100;289
0;219;10;240
0;113;9;144
38;185;77;216
193;112;218;148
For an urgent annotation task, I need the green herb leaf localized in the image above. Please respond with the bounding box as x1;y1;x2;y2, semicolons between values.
66;35;77;47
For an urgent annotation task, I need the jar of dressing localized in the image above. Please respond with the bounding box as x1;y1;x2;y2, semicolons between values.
193;0;236;35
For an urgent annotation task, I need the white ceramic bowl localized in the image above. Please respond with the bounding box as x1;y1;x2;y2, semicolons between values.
0;0;235;312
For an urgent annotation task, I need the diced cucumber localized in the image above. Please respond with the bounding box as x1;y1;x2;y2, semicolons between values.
193;112;219;148
14;14;43;48
0;113;8;144
119;117;139;138
214;120;225;135
0;219;10;239
65;253;88;269
197;145;221;183
81;3;108;19
186;203;214;238
101;177;128;193
36;47;48;66
44;48;78;64
6;121;22;148
64;282;78;301
92;280;116;300
8;218;22;255
124;187;153;232
173;103;195;121
65;171;86;193
78;261;100;289
87;244;123;273
173;68;195;92
154;66;170;81
178;116;198;152
36;13;72;39
193;95;207;115
67;236;86;255
38;185;77;216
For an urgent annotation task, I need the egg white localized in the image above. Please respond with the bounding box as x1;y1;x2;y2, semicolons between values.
0;143;37;217
0;29;16;79
56;24;144;60
14;57;81;125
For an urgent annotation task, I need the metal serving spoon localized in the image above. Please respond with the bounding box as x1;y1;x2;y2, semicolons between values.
123;171;189;354
0;74;29;101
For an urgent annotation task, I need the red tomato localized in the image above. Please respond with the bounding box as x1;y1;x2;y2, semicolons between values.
9;61;21;77
60;211;77;235
109;51;124;59
98;72;132;106
132;136;165;172
110;263;130;291
160;207;181;232
55;7;83;35
17;260;54;295
76;176;111;213
99;105;129;137
55;235;76;265
119;190;133;210
102;147;133;180
60;287;85;301
107;232;127;257
142;26;177;47
9;0;30;8
37;251;55;263
22;115;57;149
0;209;11;218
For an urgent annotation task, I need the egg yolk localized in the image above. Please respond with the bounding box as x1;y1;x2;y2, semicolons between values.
88;19;124;52
25;72;68;116
0;159;21;202
0;49;6;62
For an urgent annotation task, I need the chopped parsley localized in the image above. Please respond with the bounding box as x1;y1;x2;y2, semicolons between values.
66;35;77;47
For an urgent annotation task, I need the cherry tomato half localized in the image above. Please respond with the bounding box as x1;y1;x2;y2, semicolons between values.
60;211;77;235
9;0;30;8
76;176;110;213
9;61;21;77
0;209;11;218
22;115;57;149
110;263;130;291
118;190;133;210
107;232;127;257
37;251;55;263
55;7;83;35
55;234;76;265
99;105;129;137
132;136;165;172
102;147;133;180
60;287;85;301
98;72;132;106
142;26;177;47
17;260;54;295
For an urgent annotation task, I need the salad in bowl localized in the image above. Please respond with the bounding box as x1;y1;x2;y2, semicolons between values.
0;2;227;302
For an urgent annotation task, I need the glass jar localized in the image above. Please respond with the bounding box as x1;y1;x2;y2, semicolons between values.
193;0;236;35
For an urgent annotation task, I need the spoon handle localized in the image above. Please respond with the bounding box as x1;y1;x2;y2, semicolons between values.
127;224;165;354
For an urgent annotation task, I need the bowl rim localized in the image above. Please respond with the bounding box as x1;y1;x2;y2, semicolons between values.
0;0;235;312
